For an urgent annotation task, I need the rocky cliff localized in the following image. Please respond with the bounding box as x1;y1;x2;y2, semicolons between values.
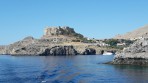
0;46;7;54
40;46;78;56
110;37;148;66
0;36;98;56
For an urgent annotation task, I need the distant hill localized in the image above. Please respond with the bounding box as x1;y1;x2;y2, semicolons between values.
114;25;148;40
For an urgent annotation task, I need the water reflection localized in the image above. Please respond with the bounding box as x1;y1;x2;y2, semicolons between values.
113;65;148;83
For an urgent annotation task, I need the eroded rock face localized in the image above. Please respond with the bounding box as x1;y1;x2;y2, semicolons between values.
82;48;96;55
40;46;78;56
110;38;148;66
10;45;41;55
5;37;42;55
109;58;148;66
0;36;97;56
0;46;7;54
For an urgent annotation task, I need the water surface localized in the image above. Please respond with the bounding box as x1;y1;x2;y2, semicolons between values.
0;55;148;83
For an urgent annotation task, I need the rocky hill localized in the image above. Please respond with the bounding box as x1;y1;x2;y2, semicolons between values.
0;26;120;56
0;26;100;55
114;25;148;40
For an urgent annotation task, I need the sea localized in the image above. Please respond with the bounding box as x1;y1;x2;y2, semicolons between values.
0;55;148;83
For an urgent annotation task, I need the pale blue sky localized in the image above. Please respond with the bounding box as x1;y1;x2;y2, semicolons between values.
0;0;148;45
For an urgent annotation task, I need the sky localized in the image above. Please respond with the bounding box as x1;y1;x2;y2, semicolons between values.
0;0;148;45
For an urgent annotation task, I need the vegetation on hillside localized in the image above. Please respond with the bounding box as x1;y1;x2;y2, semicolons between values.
104;39;134;50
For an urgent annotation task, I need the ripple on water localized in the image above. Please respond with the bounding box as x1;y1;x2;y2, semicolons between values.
1;55;148;83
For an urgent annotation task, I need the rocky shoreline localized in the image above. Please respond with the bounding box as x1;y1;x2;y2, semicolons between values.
0;26;119;56
0;37;115;56
0;38;97;56
106;58;148;66
109;36;148;66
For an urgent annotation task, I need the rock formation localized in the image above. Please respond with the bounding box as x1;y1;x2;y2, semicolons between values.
42;26;84;41
110;37;148;66
0;46;7;54
43;26;75;36
4;36;41;55
82;48;96;55
40;46;78;56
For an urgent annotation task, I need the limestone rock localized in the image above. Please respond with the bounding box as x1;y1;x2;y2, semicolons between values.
10;45;41;55
111;37;148;66
0;46;7;55
41;26;84;43
82;48;96;55
43;26;83;38
40;46;78;56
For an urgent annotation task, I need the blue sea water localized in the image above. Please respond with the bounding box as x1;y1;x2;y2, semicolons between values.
0;55;148;83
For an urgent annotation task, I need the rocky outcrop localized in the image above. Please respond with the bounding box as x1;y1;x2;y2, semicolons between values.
82;48;96;55
0;46;7;55
108;58;148;66
40;46;78;56
44;26;75;36
5;36;42;55
110;37;148;66
42;26;83;39
41;26;84;43
10;45;42;55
